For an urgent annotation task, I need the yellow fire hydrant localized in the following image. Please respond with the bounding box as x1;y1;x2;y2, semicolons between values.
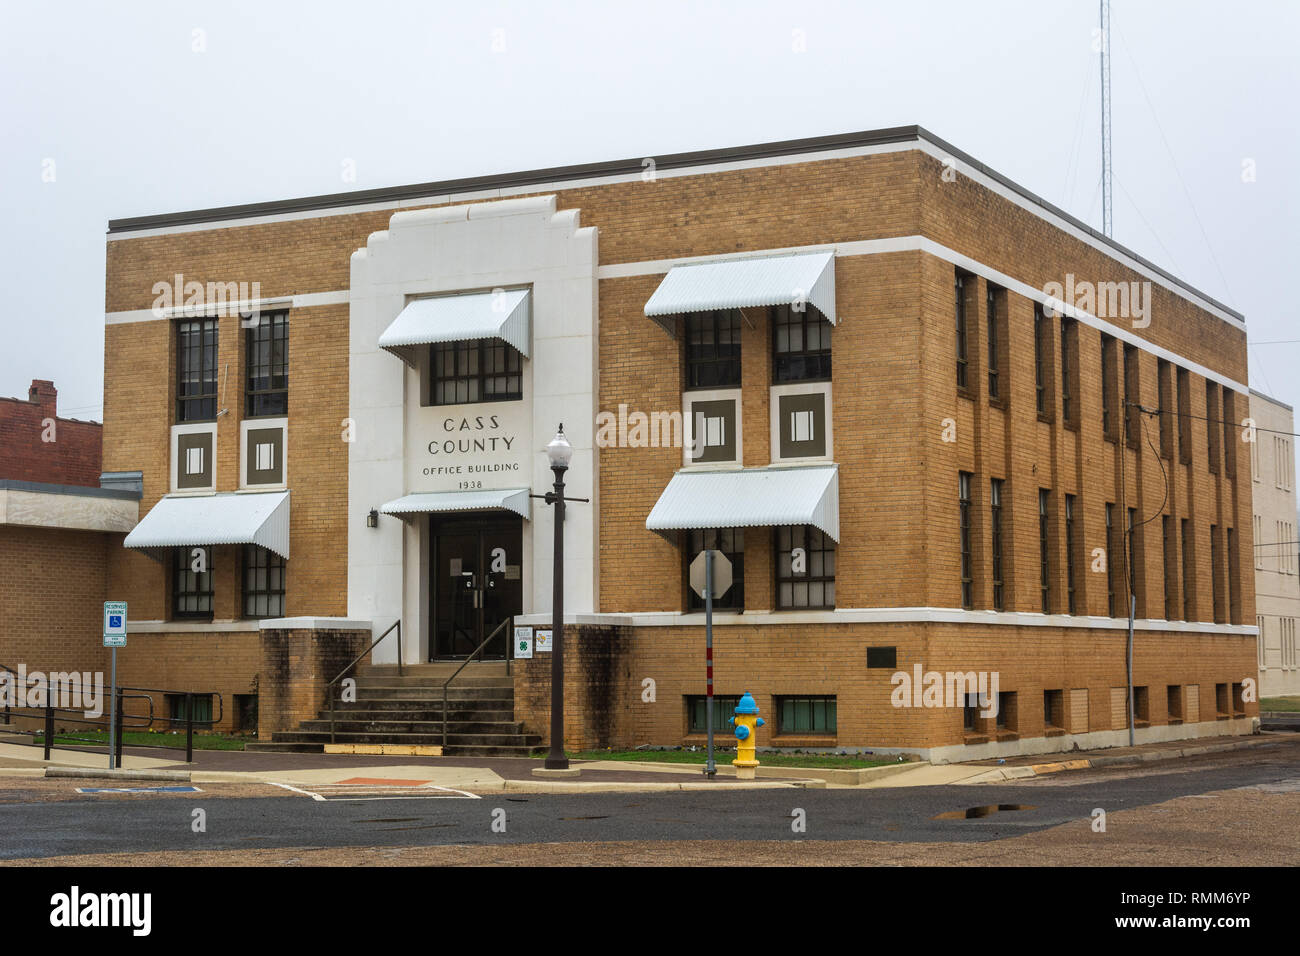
730;691;765;780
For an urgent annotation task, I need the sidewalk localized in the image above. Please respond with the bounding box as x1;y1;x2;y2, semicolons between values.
0;730;1286;793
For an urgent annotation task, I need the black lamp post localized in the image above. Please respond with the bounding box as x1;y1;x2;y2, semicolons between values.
543;425;574;770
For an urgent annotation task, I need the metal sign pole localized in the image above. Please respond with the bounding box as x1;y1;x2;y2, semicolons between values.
109;646;117;770
705;549;716;777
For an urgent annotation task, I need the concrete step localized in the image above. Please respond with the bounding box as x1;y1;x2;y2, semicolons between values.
243;741;325;754
359;662;511;679
351;686;514;701
270;730;541;748
299;719;525;735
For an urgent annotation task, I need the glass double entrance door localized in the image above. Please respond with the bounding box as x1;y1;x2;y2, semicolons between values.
431;514;522;660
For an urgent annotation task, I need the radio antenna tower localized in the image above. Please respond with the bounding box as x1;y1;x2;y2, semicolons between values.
1100;0;1113;237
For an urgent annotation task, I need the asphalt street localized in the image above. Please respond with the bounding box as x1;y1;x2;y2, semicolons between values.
2;739;1297;860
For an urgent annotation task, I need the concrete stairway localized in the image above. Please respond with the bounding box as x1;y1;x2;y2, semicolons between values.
245;661;540;756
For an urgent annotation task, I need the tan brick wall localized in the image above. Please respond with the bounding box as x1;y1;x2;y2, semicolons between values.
113;630;260;733
0;526;111;677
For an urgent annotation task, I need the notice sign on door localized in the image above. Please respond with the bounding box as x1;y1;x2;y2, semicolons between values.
535;628;553;653
513;625;534;659
103;601;127;647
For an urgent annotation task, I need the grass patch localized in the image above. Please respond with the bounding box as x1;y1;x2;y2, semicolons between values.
552;749;900;770
1261;696;1300;713
40;730;246;752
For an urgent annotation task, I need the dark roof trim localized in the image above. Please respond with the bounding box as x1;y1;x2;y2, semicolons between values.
0;479;142;501
106;123;1242;322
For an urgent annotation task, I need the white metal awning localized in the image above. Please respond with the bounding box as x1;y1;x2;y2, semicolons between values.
379;488;531;521
124;491;290;560
643;252;835;335
645;465;839;541
378;288;531;367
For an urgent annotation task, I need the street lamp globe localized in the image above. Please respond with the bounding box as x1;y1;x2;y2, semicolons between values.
546;425;573;470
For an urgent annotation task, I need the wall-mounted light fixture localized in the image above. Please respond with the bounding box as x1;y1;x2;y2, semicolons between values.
367;509;378;528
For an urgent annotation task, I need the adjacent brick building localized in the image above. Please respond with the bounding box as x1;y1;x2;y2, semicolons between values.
0;381;137;724
102;126;1258;758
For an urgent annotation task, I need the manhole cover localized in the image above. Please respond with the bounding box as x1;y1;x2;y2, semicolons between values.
933;803;1038;820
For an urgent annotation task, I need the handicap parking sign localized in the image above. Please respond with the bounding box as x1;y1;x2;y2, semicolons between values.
103;601;127;647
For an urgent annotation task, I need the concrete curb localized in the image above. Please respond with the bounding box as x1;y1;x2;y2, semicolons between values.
577;759;926;786
499;778;825;793
44;767;192;783
967;736;1274;781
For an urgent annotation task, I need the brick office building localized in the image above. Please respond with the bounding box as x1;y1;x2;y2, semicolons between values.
102;126;1257;759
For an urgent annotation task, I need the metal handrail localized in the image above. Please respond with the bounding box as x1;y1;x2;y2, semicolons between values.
442;615;512;749
327;619;401;744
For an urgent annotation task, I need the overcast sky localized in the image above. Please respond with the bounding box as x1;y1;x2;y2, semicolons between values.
1;0;1296;422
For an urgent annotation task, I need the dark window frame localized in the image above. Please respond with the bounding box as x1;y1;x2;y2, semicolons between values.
987;284;1002;402
1060;318;1077;428
1123;343;1139;448
1177;367;1192;464
172;546;214;621
774;525;836;610
176;318;219;423
242;544;286;620
686;695;742;735
684;528;745;612
1034;304;1047;417
771;303;831;383
776;695;838;735
1039;490;1051;613
955;270;970;392
1206;380;1221;474
960;472;974;609
429;338;523;406
990;478;1005;611
1101;334;1118;441
1107;503;1118;617
1065;493;1077;615
244;310;289;418
685;309;742;391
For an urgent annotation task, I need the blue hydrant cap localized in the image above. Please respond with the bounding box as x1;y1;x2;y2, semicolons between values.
734;692;760;715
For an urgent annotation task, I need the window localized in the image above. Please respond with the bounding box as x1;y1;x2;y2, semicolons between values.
1275;436;1293;490
963;693;980;733
686;528;744;611
1039;490;1051;613
245;310;288;417
1206;381;1221;473
1222;391;1237;477
234;694;258;733
1106;504;1118;617
772;303;831;382
1167;685;1183;722
1211;524;1224;623
166;693;213;727
955;270;970;391
430;339;522;406
1163;515;1177;619
172;546;213;620
1181;519;1194;621
1228;527;1239;624
1127;507;1139;615
991;478;1005;611
686;695;741;735
1254;515;1264;570
1215;682;1229;717
1123;344;1139;447
1176;367;1192;463
1044;689;1064;729
1251;431;1260;482
1283;618;1298;669
1232;682;1246;716
1101;334;1118;440
1133;686;1149;723
777;696;837;735
1065;494;1077;614
242;544;286;619
987;284;1004;401
995;691;1017;732
775;525;835;609
685;310;742;390
177;318;218;422
1060;318;1076;427
1034;304;1047;416
1157;359;1174;458
959;472;973;609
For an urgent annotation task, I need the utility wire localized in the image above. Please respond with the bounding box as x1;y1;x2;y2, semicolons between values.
1126;400;1300;439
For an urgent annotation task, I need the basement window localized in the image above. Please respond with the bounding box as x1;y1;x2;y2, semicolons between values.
777;696;837;735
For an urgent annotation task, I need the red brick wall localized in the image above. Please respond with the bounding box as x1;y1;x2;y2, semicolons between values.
0;381;102;487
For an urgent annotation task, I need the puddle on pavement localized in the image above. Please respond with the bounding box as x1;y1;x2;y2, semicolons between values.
933;803;1038;820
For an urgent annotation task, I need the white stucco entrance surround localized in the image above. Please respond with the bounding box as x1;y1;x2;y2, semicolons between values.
347;195;599;663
